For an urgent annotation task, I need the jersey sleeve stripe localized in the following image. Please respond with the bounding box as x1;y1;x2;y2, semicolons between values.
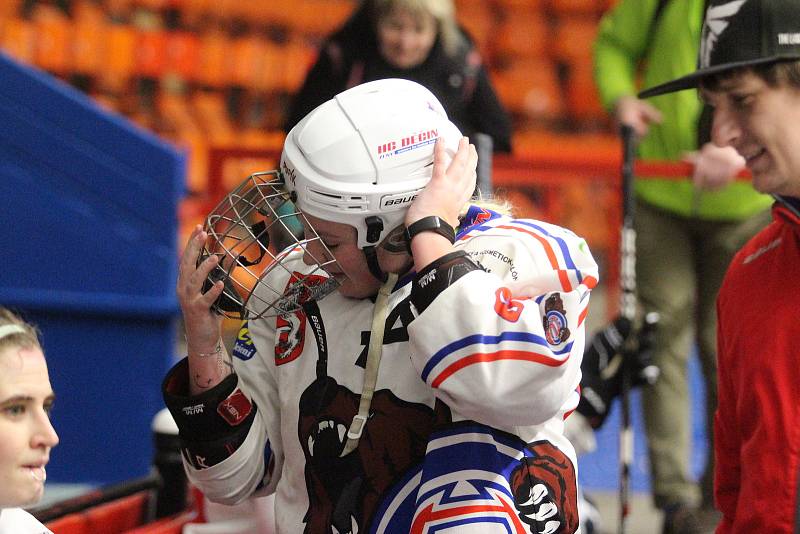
496;224;573;292
420;332;573;381
455;222;494;241
457;220;592;293
513;219;580;272
577;305;589;327
562;388;580;420
459;220;576;273
429;348;571;388
581;275;598;291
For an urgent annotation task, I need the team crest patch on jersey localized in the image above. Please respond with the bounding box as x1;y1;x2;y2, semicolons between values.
275;309;306;366
232;323;256;361
370;425;578;534
543;294;570;345
274;272;329;365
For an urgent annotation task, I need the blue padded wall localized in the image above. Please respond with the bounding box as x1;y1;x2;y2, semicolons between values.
0;52;185;484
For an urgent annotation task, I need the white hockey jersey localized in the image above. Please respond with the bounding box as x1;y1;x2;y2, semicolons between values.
0;508;52;534
166;206;598;534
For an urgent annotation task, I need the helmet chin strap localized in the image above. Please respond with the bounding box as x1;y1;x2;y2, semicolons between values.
362;216;389;283
340;271;398;456
362;245;388;283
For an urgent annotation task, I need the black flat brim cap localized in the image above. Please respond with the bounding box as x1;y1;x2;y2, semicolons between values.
639;0;800;98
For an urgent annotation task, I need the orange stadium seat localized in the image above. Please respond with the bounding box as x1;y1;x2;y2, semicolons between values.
72;1;107;78
101;23;138;94
253;40;285;93
495;0;543;10
43;493;195;533
225;1;276;27
184;0;234;20
246;0;301;33
564;58;608;126
192;91;237;144
32;4;72;76
84;493;150;533
492;57;564;125
278;39;318;94
165;30;201;82
158;90;201;135
548;0;605;16
558;181;615;253
196;29;230;89
550;15;598;62
134;0;170;9
286;0;355;38
0;16;35;65
105;0;136;20
45;492;150;534
494;6;550;60
45;513;86;534
179;0;208;19
0;0;22;18
229;32;270;89
239;128;286;149
455;0;497;57
135;28;168;79
124;511;196;533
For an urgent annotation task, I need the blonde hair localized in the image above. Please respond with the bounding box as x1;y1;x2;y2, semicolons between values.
370;0;463;57
0;308;41;355
469;193;514;217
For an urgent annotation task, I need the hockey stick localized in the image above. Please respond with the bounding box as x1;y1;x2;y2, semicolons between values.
618;124;637;534
473;132;494;198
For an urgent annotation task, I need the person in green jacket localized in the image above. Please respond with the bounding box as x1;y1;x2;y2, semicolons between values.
593;1;772;532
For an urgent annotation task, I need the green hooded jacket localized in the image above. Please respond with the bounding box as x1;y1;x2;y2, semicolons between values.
593;0;771;220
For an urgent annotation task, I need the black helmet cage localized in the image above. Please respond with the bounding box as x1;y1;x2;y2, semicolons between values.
198;170;341;320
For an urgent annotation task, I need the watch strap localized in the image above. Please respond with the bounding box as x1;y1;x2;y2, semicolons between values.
404;216;456;254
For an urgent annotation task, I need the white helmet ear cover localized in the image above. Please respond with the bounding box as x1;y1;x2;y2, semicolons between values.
280;78;463;249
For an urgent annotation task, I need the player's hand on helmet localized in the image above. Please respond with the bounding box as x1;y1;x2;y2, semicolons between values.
405;136;477;229
684;142;745;190
614;95;662;138
404;137;477;268
177;225;225;354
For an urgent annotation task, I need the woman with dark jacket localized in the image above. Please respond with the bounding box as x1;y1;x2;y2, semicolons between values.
285;0;512;153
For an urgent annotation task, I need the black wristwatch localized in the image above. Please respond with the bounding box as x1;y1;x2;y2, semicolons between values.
404;216;456;254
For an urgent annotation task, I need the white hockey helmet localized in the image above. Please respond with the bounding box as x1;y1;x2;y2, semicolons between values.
281;78;463;249
197;79;463;319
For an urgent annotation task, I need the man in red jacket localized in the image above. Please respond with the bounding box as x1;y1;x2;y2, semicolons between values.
639;0;800;532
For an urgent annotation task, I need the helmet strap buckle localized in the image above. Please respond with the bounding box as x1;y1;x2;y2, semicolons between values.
365;216;384;244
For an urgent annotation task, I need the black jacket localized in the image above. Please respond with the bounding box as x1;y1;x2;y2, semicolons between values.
284;8;512;153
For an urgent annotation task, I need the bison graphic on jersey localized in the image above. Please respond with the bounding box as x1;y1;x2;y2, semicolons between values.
298;376;450;533
509;441;579;533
